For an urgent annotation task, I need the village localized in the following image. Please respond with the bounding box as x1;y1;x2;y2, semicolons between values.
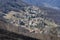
3;6;58;35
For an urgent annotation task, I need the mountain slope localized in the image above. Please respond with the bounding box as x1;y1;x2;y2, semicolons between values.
38;6;60;24
0;0;58;34
0;0;60;25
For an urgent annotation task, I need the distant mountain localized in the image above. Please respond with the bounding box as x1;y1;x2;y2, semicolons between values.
0;0;28;13
22;0;60;9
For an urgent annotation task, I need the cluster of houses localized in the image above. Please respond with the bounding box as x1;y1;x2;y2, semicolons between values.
3;6;58;34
